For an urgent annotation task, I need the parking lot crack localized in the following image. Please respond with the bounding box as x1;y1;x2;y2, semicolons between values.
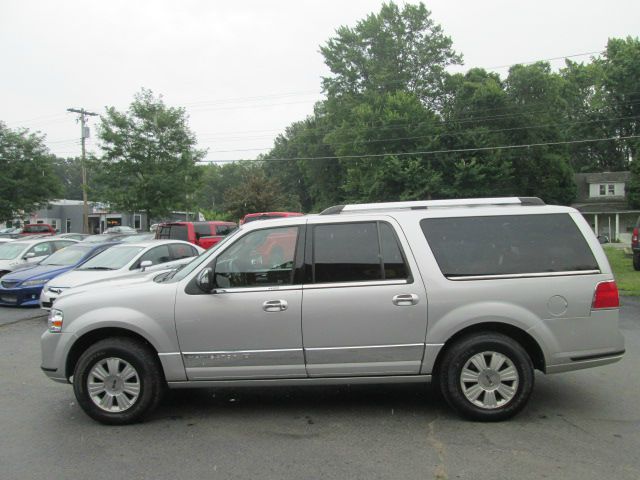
427;419;448;480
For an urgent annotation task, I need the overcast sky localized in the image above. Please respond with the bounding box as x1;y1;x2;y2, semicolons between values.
1;0;639;163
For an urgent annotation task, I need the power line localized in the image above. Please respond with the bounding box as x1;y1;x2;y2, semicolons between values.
196;113;640;154
479;50;604;70
192;94;640;142
198;135;640;164
8;50;617;130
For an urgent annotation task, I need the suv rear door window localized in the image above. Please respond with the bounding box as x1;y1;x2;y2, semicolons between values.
312;222;409;283
420;213;599;278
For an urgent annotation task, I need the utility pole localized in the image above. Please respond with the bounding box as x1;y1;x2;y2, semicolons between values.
67;108;98;233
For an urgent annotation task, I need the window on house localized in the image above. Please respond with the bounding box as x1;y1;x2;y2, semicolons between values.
134;214;141;230
608;184;615;195
599;185;606;196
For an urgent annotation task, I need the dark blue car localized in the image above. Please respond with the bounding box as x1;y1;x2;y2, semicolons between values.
0;242;115;307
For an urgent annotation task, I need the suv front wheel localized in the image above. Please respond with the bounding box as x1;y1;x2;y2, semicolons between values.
438;332;534;421
73;337;165;425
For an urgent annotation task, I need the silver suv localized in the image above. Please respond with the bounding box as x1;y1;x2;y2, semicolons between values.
41;197;625;424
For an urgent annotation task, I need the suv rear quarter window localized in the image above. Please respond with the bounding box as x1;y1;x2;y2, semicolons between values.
420;213;599;279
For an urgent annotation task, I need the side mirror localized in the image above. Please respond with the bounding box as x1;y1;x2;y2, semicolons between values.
196;267;215;293
24;252;36;260
140;260;153;271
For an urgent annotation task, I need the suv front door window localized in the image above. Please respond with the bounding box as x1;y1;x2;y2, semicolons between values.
214;226;298;289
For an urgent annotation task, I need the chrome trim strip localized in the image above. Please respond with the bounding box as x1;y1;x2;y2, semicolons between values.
158;352;181;357
306;343;424;351
304;279;408;290
447;270;601;281
214;285;303;294
183;348;303;355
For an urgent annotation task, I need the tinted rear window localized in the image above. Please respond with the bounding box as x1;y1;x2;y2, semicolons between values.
23;225;50;233
194;224;213;237
157;225;189;241
420;214;598;278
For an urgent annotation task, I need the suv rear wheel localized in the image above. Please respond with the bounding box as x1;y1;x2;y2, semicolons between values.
73;337;164;425
633;252;640;271
438;332;534;421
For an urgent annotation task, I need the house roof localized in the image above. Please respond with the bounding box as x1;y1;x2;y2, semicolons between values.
575;171;630;184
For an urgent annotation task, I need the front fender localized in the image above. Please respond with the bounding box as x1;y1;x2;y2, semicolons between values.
68;306;177;353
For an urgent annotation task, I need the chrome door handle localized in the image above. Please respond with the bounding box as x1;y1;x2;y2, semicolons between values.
262;300;288;312
392;294;419;306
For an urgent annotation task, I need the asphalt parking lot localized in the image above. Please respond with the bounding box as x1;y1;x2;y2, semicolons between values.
0;299;639;480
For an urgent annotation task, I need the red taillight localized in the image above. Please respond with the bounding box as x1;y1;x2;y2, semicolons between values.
592;281;619;309
632;227;639;248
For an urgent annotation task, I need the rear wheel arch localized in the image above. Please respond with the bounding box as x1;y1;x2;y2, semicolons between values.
432;322;546;376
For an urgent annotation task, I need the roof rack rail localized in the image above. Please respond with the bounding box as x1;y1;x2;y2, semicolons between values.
319;197;545;215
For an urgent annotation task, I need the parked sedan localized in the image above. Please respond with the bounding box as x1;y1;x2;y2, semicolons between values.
40;240;203;309
0;238;78;278
55;233;90;241
0;242;115;307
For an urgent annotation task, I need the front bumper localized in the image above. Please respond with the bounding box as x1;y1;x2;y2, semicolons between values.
0;285;45;307
40;330;75;383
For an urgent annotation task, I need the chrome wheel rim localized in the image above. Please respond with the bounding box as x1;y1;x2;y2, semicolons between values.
87;357;141;413
460;351;519;409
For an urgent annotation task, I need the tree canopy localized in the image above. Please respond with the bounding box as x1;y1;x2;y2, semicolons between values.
96;89;205;228
0;122;62;222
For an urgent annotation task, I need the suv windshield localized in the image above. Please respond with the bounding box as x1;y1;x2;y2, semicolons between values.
0;242;28;260
161;228;241;282
40;245;91;266
78;246;144;270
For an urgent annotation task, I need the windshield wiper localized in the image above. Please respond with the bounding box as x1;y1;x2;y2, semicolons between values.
157;264;186;282
79;266;115;271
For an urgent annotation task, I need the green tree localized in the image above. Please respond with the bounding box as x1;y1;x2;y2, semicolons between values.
323;90;444;201
97;89;205;228
263;108;342;211
222;164;300;220
503;63;576;204
0;122;62;222
321;2;462;109
441;68;515;197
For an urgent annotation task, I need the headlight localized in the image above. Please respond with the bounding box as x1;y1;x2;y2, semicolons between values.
47;309;64;333
21;279;48;287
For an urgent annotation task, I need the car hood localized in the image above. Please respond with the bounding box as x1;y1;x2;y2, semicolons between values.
55;267;174;302
0;259;22;272
1;264;74;284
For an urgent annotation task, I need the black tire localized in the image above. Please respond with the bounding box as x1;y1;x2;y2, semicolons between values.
73;337;165;425
437;332;534;421
633;252;640;271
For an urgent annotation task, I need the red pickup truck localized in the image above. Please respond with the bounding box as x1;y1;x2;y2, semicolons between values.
155;221;237;249
20;224;56;236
